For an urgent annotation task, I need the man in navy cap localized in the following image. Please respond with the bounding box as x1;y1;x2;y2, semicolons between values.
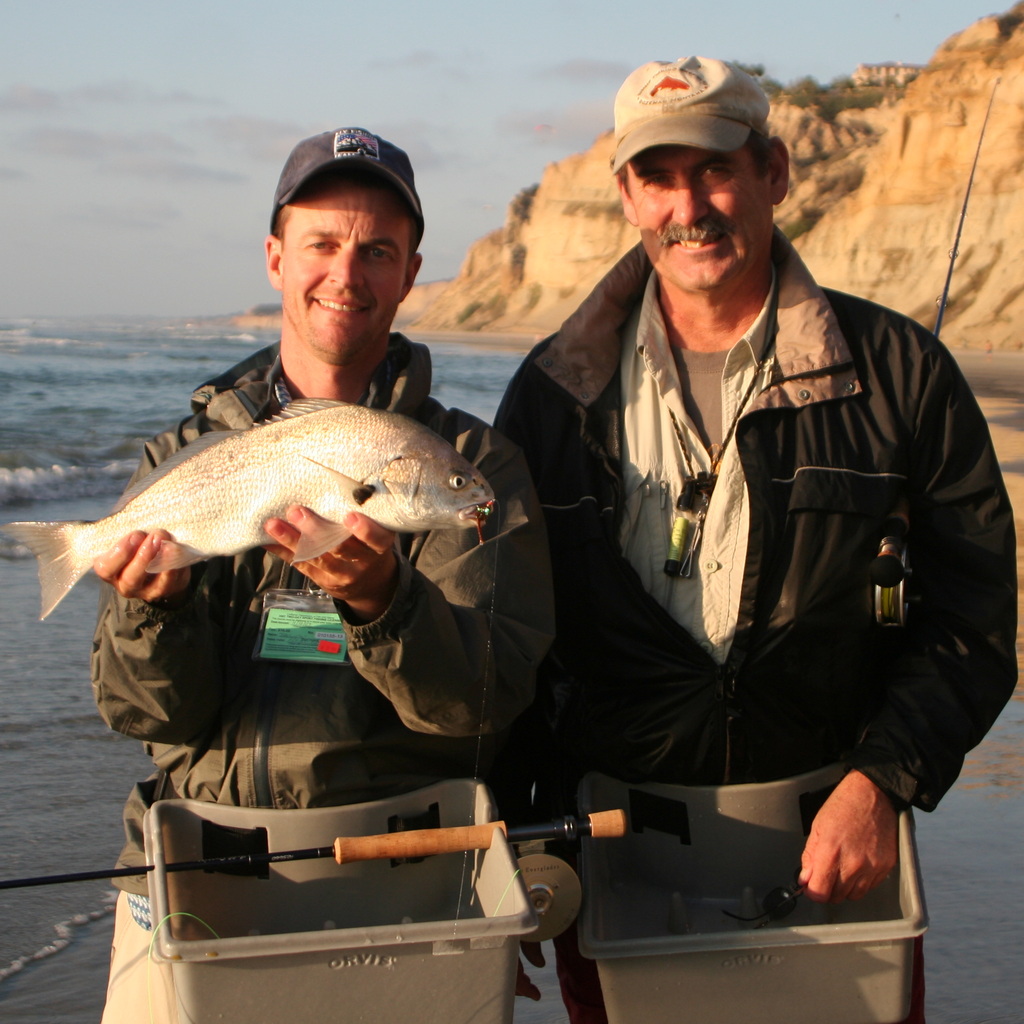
92;128;553;1021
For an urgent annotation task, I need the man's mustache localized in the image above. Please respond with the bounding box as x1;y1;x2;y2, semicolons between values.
659;216;732;247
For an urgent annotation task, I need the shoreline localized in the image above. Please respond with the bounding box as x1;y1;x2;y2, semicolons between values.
405;328;543;353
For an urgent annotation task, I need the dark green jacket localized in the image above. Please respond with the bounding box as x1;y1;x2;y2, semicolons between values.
93;336;553;892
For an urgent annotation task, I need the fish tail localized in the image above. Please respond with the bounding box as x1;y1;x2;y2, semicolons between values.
0;520;93;619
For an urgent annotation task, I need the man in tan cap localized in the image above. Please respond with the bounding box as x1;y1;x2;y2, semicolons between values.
496;57;1015;1022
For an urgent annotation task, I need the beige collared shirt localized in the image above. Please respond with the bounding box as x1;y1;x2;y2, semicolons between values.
619;271;775;663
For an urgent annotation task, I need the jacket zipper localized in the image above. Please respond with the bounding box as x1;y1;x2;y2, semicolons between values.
716;662;738;784
251;665;282;807
251;561;296;807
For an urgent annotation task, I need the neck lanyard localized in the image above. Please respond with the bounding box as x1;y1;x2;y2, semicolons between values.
663;297;778;578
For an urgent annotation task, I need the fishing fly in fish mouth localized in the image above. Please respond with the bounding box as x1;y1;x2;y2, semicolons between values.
465;499;496;543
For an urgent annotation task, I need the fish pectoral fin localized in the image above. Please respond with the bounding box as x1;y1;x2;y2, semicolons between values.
291;510;353;563
299;455;364;492
299;456;381;506
146;540;206;573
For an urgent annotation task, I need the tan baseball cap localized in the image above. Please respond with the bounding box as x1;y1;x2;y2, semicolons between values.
612;57;770;172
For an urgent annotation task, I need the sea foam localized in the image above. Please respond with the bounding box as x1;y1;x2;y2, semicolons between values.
0;896;117;985
0;462;133;510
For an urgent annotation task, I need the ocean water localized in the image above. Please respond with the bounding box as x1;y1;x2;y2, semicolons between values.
0;318;1019;1023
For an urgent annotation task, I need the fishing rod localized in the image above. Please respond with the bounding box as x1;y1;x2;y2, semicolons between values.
0;810;626;892
876;81;1002;623
875;81;1002;621
934;77;1000;339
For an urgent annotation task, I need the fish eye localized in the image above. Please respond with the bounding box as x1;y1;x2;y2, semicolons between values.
449;471;468;489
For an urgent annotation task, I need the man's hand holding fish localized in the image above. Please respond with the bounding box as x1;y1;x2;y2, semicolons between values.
262;506;399;623
92;529;192;611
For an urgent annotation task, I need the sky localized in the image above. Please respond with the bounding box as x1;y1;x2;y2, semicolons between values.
0;0;1007;318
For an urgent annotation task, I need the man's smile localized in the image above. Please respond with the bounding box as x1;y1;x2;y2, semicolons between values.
316;297;368;312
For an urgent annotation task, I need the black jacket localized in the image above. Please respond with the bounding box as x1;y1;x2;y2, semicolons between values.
494;236;1016;814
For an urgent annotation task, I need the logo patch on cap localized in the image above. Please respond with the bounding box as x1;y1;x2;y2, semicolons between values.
640;66;709;106
334;128;380;161
651;76;691;96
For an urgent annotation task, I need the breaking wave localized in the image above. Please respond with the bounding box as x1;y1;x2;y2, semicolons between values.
0;896;117;985
0;462;134;510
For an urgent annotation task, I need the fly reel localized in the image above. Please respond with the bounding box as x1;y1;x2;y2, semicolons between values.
871;508;910;628
518;853;582;942
873;547;910;627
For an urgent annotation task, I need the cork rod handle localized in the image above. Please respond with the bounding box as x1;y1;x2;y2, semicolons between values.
587;809;627;838
332;809;628;864
334;822;507;864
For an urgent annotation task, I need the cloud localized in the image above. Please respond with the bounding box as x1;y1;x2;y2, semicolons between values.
71;200;182;232
75;81;219;106
0;81;218;116
23;128;193;160
16;127;243;182
540;59;632;83
496;98;611;148
384;49;472;82
200;115;308;161
399;50;444;68
559;99;614;138
0;85;61;113
102;156;246;183
0;166;27;180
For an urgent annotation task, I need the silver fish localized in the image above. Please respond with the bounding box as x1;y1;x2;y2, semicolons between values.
2;399;494;619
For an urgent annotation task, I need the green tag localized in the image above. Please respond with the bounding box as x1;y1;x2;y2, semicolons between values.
256;605;348;664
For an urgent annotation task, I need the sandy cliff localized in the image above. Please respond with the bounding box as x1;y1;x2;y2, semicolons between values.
796;6;1024;349
412;135;638;335
414;5;1023;348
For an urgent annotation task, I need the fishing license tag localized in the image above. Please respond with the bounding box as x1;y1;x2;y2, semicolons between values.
254;589;349;665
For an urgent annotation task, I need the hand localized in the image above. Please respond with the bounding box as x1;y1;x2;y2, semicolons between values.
263;506;398;623
92;530;191;608
798;769;899;904
515;941;545;1001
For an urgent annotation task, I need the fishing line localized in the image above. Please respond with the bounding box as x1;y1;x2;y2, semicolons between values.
454;492;503;939
491;867;523;917
147;911;220;1024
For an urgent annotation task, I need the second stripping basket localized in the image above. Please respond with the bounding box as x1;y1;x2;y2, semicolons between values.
577;765;927;1024
144;779;535;1024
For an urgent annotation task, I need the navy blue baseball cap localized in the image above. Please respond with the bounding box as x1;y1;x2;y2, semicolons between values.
271;127;423;243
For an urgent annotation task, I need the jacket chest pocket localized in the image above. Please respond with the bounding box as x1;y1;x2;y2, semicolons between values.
783;466;904;519
777;467;907;586
761;467;907;627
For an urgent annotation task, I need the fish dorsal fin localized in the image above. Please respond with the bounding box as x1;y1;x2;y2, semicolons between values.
113;430;246;513
260;398;353;424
